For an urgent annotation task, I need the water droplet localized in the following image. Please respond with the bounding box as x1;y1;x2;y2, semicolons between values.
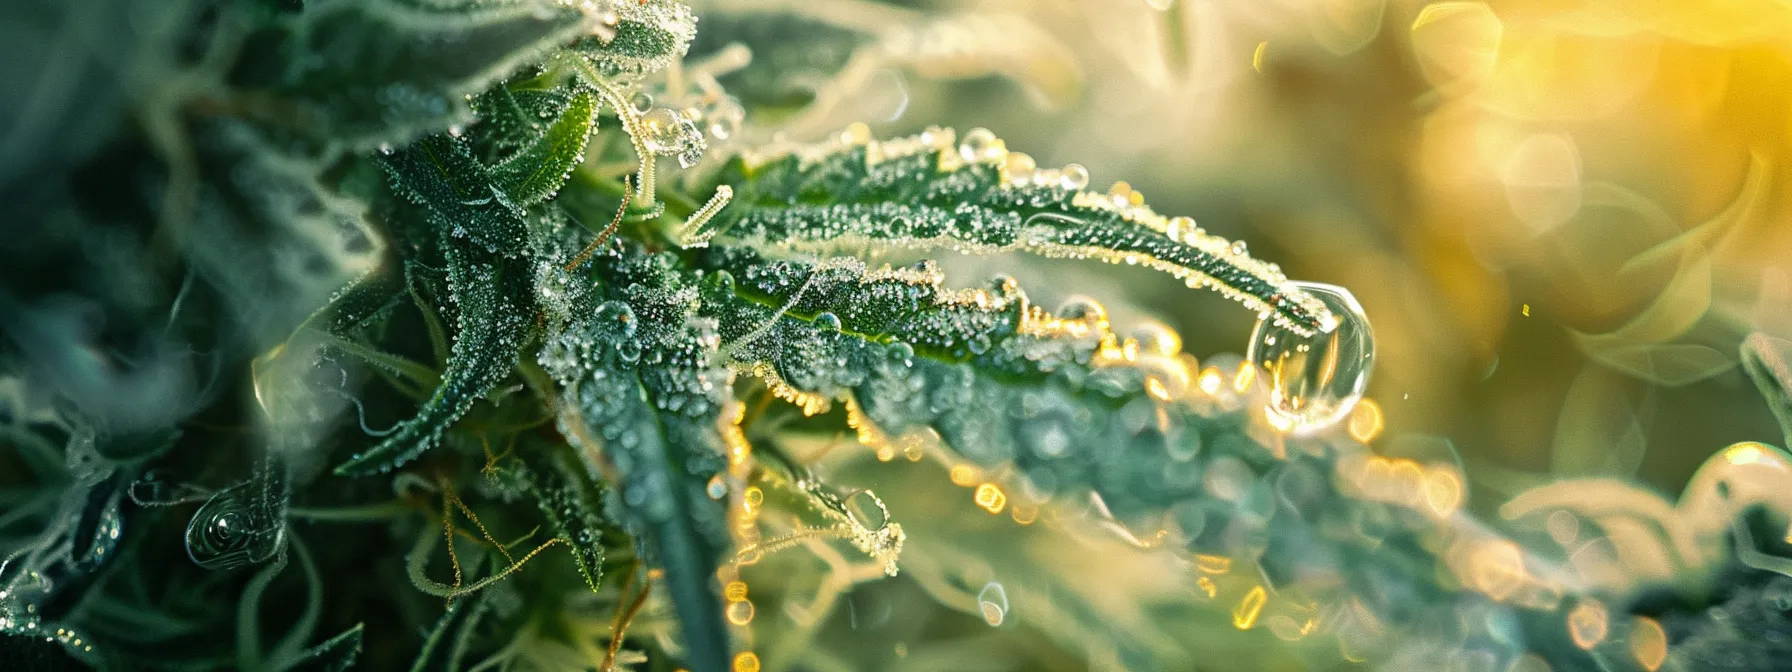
1164;216;1193;242
958;128;1003;163
640;107;707;168
185;482;285;570
1004;152;1036;183
886;341;914;363
724;581;750;602
1060;163;1090;191
1056;296;1108;324
813;312;842;332
707;99;744;140
726;598;755;625
707;474;728;500
977;582;1008;626
843;490;890;531
1567;599;1609;650
1247;282;1374;434
1229;240;1248;256
841;122;872;145
617;340;643;364
630;92;654;114
1130;322;1182;357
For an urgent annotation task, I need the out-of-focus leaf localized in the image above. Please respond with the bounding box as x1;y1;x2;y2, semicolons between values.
884;13;1083;109
1585;342;1735;387
571;0;697;76
1570;251;1710;373
690;11;866;119
690;9;1080;130
187;122;385;343
1743;332;1792;443
242;0;591;150
1550;365;1650;478
1616;151;1769;286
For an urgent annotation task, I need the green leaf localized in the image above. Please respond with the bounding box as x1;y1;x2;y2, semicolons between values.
380;133;529;258
490;91;598;207
246;0;592;150
710;127;1336;336
538;244;731;672
334;240;532;475
506;437;612;592
309;265;403;339
286;623;364;672
696;246;1239;525
571;0;697;76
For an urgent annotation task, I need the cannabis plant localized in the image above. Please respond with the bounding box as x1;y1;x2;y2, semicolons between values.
6;1;1792;671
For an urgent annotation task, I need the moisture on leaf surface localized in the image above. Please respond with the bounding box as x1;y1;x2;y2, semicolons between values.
5;1;1788;672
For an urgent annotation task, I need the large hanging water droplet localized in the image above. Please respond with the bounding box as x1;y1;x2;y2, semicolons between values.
977;582;1009;626
1247;282;1374;434
640;107;707;168
843;490;890;531
185;482;285;570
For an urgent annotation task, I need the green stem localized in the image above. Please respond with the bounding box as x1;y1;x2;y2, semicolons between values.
561;52;658;209
288;501;414;522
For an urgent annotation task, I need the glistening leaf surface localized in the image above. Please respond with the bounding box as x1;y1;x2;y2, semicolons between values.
709;128;1335;336
334;240;530;475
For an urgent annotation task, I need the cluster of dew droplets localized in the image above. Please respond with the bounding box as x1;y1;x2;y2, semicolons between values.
0;579;93;655
954;127;1091;192
1246;281;1375;434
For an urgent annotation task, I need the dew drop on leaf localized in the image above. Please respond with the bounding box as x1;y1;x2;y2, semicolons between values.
1060;163;1090;191
977;582;1008;626
707;474;728;499
618;340;643;364
640;107;708;168
958;128;1000;163
1247;282;1374;434
843;490;889;531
